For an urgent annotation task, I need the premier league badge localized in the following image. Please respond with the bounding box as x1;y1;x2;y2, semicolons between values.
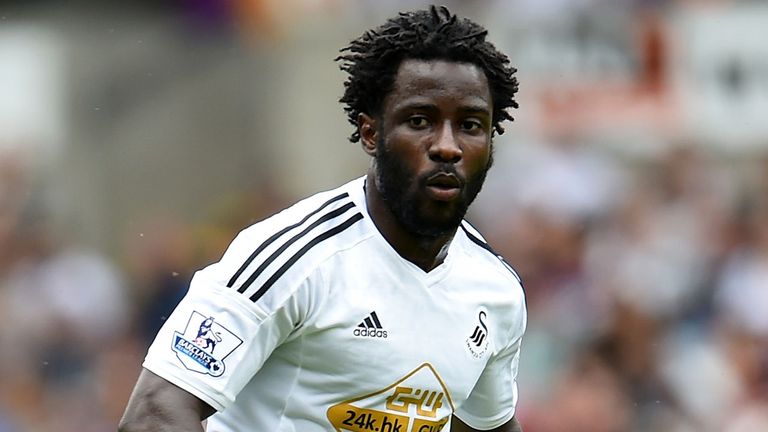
172;311;243;377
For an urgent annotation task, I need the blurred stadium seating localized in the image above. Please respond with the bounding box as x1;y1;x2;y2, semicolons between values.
1;1;766;430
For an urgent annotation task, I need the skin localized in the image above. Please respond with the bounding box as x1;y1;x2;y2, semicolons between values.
360;59;494;272
119;58;521;432
119;369;214;432
361;59;520;431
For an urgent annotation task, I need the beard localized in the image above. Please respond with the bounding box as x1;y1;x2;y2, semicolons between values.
374;138;493;238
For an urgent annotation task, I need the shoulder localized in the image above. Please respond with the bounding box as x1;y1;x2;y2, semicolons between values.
455;221;527;349
245;182;361;240
455;220;526;315
207;179;373;302
457;220;523;288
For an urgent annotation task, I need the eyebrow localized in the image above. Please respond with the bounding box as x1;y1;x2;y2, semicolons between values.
460;104;492;116
395;101;491;116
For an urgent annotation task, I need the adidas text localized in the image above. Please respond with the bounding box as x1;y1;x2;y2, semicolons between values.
353;328;387;338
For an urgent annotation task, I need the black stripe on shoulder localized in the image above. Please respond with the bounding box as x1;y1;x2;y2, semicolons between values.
249;212;364;302
460;223;495;255
237;201;356;293
227;192;349;288
460;223;522;284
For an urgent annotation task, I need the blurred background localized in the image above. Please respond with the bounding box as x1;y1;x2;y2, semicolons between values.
0;0;766;430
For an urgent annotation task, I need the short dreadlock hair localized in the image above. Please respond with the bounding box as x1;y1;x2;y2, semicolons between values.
336;5;519;143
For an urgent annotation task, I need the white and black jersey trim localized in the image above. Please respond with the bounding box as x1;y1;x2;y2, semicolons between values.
247;212;363;302
460;221;522;284
235;201;357;294
226;192;363;302
227;192;350;288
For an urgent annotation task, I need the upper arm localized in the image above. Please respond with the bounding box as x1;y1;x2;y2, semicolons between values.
140;259;319;411
451;415;523;432
119;368;215;432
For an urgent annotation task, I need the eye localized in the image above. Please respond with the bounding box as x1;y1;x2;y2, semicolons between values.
408;116;430;129
461;120;483;133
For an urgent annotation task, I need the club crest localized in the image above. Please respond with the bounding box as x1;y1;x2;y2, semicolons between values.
172;311;243;377
465;310;489;359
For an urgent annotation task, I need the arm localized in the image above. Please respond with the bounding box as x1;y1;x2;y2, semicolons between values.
451;415;523;432
118;368;216;432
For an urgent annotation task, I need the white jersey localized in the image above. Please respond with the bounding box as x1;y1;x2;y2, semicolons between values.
143;176;527;431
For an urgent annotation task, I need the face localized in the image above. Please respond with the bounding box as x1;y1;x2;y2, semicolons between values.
362;59;494;238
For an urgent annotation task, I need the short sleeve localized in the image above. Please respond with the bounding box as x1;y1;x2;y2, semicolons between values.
142;258;315;412
454;298;527;430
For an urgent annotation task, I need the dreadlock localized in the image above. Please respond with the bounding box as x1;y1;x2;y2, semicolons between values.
336;5;519;143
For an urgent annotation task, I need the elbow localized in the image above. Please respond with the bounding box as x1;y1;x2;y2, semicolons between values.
118;409;153;432
118;414;142;432
117;417;133;432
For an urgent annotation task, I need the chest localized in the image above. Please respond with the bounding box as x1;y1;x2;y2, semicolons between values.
276;256;504;416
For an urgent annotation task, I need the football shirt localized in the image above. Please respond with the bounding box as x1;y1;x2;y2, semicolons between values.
143;176;527;431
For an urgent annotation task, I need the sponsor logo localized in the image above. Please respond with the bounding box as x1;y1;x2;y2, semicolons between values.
172;311;243;377
465;311;489;359
386;387;445;418
326;363;454;432
353;311;388;339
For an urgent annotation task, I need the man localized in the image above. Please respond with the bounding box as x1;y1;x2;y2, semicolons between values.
119;5;526;432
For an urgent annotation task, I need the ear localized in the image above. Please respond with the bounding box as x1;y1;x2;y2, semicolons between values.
358;113;378;156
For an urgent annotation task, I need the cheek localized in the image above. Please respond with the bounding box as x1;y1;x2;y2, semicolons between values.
464;142;492;168
386;134;426;162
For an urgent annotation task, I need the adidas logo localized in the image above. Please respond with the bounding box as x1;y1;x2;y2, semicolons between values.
353;311;388;338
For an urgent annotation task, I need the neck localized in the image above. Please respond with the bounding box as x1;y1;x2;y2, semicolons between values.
364;171;456;272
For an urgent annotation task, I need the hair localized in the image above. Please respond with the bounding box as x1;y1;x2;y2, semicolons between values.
336;5;519;143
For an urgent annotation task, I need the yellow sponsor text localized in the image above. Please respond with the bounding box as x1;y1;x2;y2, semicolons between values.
327;404;409;432
411;417;449;432
386;387;444;418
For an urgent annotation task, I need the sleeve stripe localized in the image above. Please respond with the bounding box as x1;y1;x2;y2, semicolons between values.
236;202;356;294
227;192;350;288
249;212;364;302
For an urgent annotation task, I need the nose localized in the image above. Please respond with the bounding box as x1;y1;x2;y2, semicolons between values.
428;121;462;164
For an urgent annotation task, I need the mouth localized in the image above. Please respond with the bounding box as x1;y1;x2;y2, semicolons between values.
425;172;462;201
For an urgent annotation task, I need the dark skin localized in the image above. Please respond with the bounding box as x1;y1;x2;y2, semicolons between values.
361;59;521;432
119;59;521;432
119;369;214;432
360;59;493;272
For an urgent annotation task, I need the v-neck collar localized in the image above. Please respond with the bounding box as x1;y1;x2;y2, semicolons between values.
348;177;457;285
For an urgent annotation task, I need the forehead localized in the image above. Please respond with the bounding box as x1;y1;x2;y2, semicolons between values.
385;59;491;110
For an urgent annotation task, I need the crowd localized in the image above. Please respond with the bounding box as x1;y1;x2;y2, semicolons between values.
475;139;768;431
0;150;287;430
2;136;766;432
1;0;766;431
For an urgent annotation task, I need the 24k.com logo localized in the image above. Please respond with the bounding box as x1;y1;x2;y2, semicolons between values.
327;363;454;432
